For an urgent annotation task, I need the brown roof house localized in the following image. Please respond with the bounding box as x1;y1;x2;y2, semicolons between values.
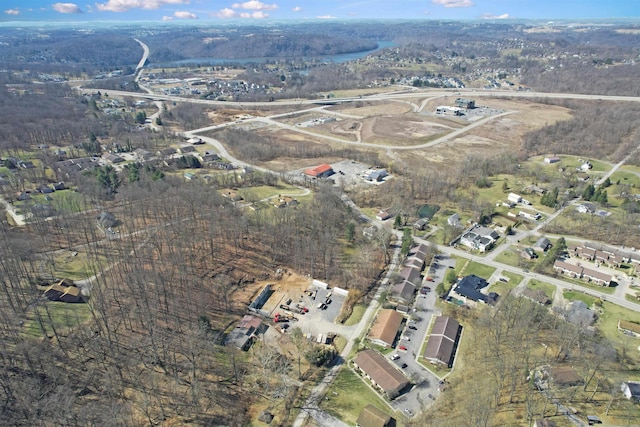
423;316;461;367
225;315;266;351
353;349;410;399
356;404;395;427
367;309;403;348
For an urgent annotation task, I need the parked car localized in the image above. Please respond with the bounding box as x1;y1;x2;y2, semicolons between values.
426;277;434;282
398;345;407;351
401;336;410;341
408;325;417;330
401;363;408;369
391;354;400;361
404;409;413;416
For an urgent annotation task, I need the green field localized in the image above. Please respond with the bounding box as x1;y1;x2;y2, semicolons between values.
319;366;394;426
461;260;496;279
502;270;523;284
494;248;523;268
528;279;556;300
597;302;640;363
563;290;596;307
344;304;367;326
24;301;91;339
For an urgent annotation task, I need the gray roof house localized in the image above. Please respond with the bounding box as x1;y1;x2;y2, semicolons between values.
534;237;552;252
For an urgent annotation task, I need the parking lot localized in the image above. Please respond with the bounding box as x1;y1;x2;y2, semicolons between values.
386;253;457;417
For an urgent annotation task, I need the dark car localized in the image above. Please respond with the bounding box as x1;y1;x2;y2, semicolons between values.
401;363;408;369
408;325;417;330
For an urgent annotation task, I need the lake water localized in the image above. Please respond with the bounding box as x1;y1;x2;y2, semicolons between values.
159;40;395;67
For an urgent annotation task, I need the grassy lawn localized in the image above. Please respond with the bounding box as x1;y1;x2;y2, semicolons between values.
563;277;617;294
502;270;523;284
54;252;106;280
319;366;393;426
237;183;306;202
528;280;556;300
23;302;91;339
563;290;596;307
488;280;516;296
610;170;640;187
494;248;522;268
344;304;366;326
461;260;496;280
597;302;640;363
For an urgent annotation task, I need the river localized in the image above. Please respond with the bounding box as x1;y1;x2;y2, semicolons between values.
157;40;395;67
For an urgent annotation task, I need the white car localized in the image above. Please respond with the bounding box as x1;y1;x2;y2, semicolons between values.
391;354;400;361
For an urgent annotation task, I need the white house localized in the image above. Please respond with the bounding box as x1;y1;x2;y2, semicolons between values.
507;193;522;204
621;381;640;402
580;161;592;171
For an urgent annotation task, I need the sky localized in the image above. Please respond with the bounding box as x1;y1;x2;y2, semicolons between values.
2;0;639;23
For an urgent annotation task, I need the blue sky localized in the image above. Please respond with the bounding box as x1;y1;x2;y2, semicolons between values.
2;1;639;22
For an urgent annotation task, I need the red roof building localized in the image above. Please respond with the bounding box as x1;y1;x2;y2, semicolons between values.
304;163;334;178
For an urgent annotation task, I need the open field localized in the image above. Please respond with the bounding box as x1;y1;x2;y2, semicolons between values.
23;301;92;339
319;366;397;426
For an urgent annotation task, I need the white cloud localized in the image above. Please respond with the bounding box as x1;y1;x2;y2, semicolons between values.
173;10;197;19
432;0;474;8
216;7;236;18
239;11;268;18
162;15;173;20
52;3;83;13
317;15;336;19
4;8;20;15
231;1;277;11
482;13;511;19
95;0;189;13
292;6;302;12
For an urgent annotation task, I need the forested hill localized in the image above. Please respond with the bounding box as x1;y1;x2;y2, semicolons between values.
145;29;379;62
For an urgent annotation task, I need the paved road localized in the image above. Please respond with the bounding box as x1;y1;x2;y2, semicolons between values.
133;38;149;81
292;231;403;427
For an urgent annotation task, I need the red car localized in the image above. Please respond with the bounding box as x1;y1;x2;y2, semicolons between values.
398;345;408;351
426;277;434;282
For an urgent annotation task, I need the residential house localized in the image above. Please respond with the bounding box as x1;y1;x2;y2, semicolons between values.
553;260;583;278
356;404;395;427
132;148;154;162
621;381;640;402
399;266;422;286
423;316;461;367
376;210;392;221
44;282;83;303
534;237;552;252
521;248;538;260
53;182;66;191
225;315;265;351
447;213;461;228
97;211;117;229
459;226;500;252
507;193;522;204
566;301;595;327
521;288;551;305
157;147;177;158
367;309;404;348
101;152;124;164
451;275;498;306
544;157;560;164
404;256;424;271
178;145;196;154
353;349;410;399
618;320;640;338
390;281;416;304
367;169;388;182
200;151;220;163
414;218;429;231
580;161;592;172
576;203;595;214
304;163;334;178
581;268;612;286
